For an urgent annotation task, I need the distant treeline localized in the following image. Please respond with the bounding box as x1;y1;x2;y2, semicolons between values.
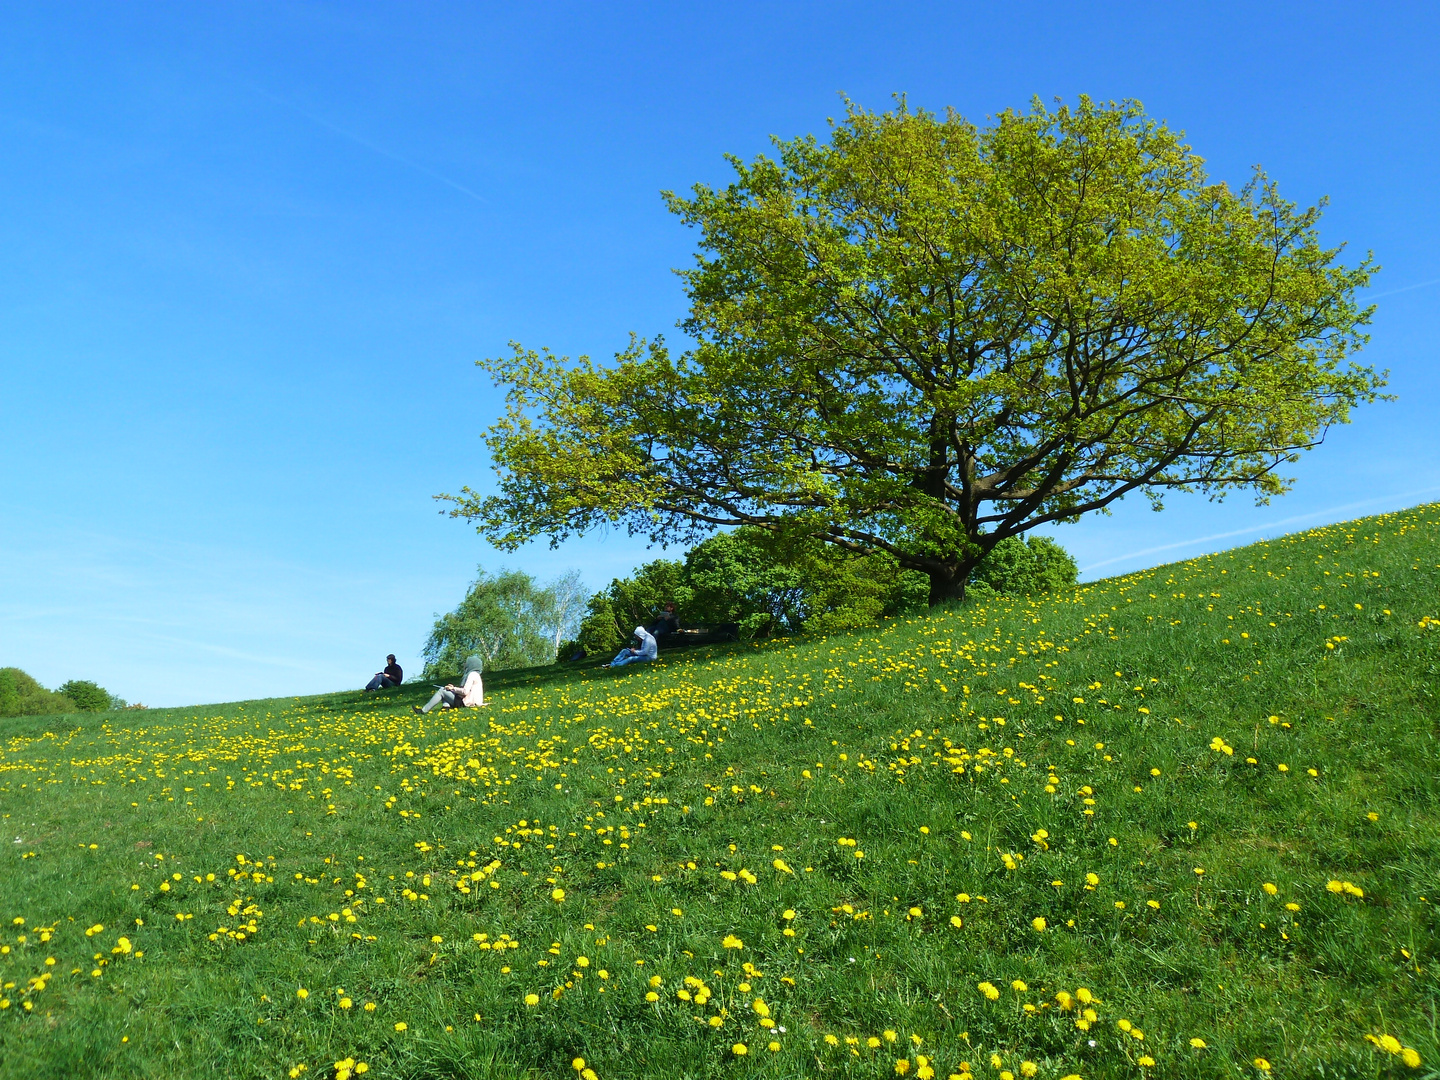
423;529;1077;674
572;527;1077;655
0;669;130;717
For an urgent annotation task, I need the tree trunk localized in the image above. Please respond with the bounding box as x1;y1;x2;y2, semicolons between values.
926;562;967;606
924;546;989;606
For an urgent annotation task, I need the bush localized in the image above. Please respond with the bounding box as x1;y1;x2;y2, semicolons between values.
550;532;1076;661
58;680;116;713
0;668;76;717
577;528;933;645
577;595;625;656
686;530;929;637
969;535;1080;598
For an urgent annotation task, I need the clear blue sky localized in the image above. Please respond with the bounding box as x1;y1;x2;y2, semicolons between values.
2;2;1436;707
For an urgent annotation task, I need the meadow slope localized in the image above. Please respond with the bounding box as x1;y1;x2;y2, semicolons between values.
1;507;1438;1080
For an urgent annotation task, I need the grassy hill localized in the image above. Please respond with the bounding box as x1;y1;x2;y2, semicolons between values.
1;506;1437;1080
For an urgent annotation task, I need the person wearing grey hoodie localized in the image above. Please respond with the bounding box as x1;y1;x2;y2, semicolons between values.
608;626;658;668
414;655;485;713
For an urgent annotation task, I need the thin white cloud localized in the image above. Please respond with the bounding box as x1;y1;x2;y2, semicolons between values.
1081;486;1440;574
250;84;490;205
1368;276;1440;300
130;631;335;675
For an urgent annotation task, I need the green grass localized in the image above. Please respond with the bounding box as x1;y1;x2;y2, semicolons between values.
2;506;1438;1080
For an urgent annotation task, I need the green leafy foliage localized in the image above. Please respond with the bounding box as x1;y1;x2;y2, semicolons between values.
445;96;1385;603
57;680;119;713
0;667;77;717
685;528;930;637
575;594;625;656
577;527;938;648
423;568;583;677
967;535;1080;600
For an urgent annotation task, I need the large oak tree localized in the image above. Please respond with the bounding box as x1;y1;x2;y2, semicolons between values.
444;98;1385;603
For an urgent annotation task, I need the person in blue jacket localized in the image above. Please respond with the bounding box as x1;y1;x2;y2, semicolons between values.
608;626;657;668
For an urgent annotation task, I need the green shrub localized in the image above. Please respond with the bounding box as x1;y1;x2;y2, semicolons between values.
563;531;1074;658
0;668;76;717
969;534;1079;598
58;680;115;713
577;594;626;655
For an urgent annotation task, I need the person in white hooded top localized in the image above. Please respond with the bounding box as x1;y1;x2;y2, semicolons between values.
414;655;485;713
608;626;657;668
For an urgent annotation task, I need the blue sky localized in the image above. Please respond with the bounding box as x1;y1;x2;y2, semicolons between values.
2;1;1436;707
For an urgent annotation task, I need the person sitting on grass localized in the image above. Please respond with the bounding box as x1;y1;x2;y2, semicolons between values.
364;654;403;691
413;655;485;713
646;601;680;638
608;626;658;668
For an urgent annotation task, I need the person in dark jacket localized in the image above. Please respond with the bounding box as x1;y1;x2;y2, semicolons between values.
365;654;403;691
646;601;680;638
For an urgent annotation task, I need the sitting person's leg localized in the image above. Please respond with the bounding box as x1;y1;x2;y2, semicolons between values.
365;674;384;691
417;688;447;713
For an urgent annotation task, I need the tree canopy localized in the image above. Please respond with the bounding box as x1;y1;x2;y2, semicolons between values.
0;668;76;717
445;97;1385;601
422;567;584;676
58;679;122;713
